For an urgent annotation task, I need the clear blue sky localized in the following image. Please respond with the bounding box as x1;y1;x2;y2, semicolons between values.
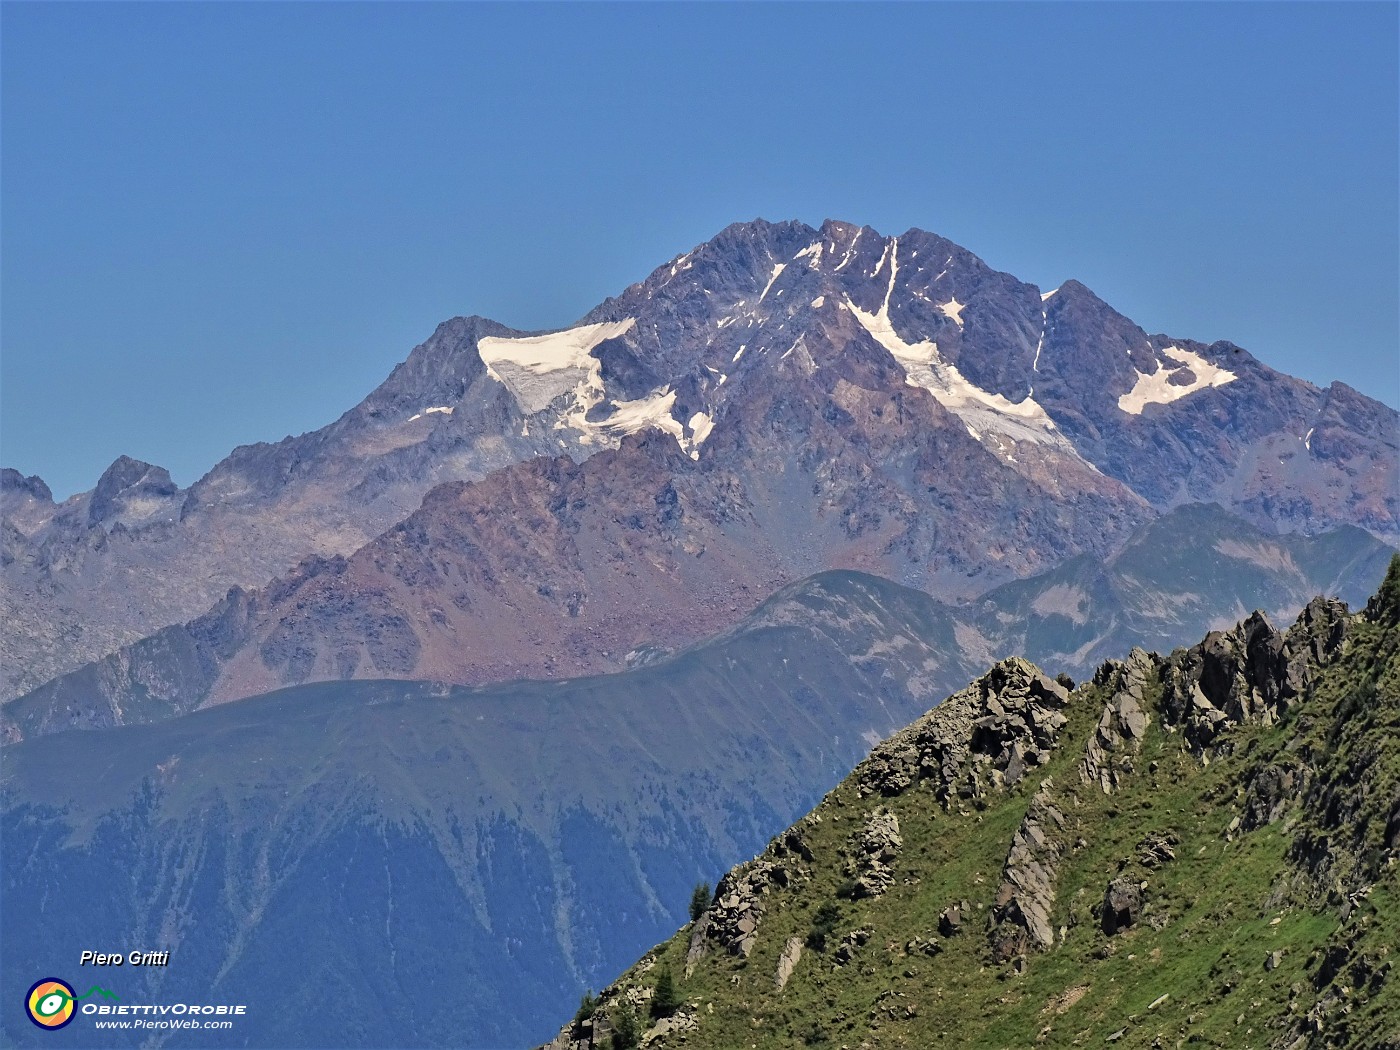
3;2;1396;499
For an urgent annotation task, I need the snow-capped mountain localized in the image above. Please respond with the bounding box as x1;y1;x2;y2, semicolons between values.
3;219;1395;703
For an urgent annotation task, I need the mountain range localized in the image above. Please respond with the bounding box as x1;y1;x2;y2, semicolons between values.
4;501;1391;744
2;217;1397;1048
1;571;983;1047
4;219;1396;709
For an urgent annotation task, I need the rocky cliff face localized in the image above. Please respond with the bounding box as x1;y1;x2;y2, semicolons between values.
4;218;1396;704
540;556;1400;1050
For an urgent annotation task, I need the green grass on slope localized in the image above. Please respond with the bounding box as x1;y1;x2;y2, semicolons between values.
588;596;1398;1050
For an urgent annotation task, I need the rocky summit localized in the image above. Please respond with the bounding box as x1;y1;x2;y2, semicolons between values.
538;556;1400;1050
4;219;1395;721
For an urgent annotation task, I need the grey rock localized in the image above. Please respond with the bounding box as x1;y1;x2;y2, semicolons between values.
1101;877;1143;935
775;936;803;990
1159;597;1351;754
856;658;1070;804
1081;647;1157;793
991;780;1066;959
852;809;902;898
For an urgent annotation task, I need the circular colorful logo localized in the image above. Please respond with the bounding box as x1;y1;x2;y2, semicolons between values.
26;978;76;1030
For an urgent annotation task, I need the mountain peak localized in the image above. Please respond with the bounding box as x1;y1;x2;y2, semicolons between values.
0;468;52;504
89;455;180;526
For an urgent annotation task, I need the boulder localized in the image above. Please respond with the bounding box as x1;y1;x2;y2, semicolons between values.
1101;878;1143;935
775;936;803;990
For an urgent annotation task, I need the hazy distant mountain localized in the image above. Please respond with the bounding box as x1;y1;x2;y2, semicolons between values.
0;571;984;1049
6;500;1389;744
3;219;1396;701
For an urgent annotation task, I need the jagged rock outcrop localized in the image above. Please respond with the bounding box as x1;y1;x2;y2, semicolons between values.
856;658;1070;803
1160;597;1351;752
1081;647;1154;793
852;809;902;898
689;827;815;963
1241;761;1308;831
990;779;1067;960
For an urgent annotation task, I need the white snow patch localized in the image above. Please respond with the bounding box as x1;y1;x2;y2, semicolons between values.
870;239;893;279
717;316;736;328
1117;345;1238;415
478;320;635;416
1304;428;1314;451
595;387;684;440
667;251;694;278
759;263;787;302
794;242;824;267
1041;288;1059;302
586;388;711;459
938;297;966;327
835;228;862;271
688;411;714;447
846;239;1074;453
733;345;747;363
1031;309;1048;377
406;406;454;422
810;295;826;308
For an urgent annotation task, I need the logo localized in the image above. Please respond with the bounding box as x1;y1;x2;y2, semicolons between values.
25;979;119;1030
26;979;76;1030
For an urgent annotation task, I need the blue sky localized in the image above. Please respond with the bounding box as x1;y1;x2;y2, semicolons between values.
3;2;1396;499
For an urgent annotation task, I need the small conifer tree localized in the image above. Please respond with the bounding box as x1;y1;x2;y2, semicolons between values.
651;965;681;1018
689;881;711;922
609;1004;640;1049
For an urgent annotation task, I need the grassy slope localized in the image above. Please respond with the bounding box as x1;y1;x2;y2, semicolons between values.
582;565;1399;1050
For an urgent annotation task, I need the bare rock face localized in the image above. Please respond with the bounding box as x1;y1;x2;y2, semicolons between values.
1081;648;1156;793
852;809;902;898
695;862;778;961
856;657;1070;804
1241;762;1308;832
990;780;1067;960
774;936;803;990
1101;877;1144;936
683;910;712;979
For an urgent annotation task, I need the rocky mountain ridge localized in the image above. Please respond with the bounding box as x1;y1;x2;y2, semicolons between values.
5;218;1396;703
4;500;1391;744
540;557;1400;1050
